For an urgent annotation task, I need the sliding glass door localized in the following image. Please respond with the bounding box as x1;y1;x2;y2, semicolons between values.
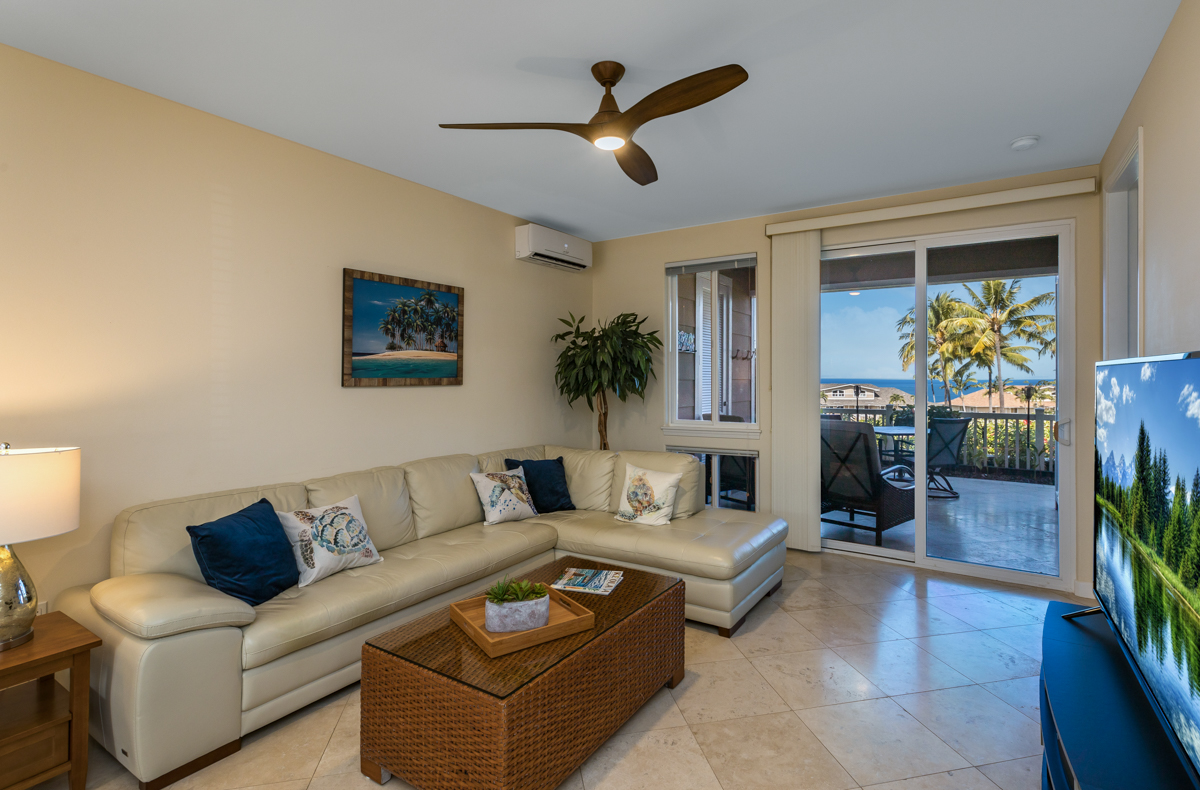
818;223;1073;584
819;244;918;560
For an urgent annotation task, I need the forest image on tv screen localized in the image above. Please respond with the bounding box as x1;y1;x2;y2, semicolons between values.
1095;356;1200;770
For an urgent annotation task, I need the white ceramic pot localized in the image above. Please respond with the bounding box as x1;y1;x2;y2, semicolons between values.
484;595;550;632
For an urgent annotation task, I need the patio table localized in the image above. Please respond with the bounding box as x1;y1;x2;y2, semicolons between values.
874;425;915;465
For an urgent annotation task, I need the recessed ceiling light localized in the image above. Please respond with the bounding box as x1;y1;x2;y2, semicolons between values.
849;291;861;296
1010;135;1040;152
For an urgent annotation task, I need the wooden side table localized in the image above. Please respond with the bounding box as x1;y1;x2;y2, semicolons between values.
0;612;101;790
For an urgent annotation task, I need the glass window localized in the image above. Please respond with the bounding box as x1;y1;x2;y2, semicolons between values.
667;448;758;511
667;255;757;428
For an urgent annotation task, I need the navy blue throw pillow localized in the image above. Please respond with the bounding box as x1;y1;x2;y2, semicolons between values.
186;498;299;606
505;457;575;514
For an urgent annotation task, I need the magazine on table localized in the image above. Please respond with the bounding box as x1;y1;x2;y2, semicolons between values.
552;567;623;595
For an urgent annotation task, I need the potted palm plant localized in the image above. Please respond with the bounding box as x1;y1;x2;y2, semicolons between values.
484;577;550;633
552;312;663;450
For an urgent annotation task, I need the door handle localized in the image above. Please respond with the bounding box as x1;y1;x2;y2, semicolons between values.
1053;420;1071;446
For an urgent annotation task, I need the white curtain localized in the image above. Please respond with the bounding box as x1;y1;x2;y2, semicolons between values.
770;229;823;551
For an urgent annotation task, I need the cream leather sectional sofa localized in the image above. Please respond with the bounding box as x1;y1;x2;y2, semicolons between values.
57;444;787;787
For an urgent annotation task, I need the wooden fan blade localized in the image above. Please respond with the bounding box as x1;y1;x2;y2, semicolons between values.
614;140;658;185
615;64;748;136
438;122;594;142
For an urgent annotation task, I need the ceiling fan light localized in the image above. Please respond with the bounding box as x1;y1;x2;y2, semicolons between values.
594;136;625;150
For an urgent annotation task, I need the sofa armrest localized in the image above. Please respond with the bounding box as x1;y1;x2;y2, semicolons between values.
90;572;255;638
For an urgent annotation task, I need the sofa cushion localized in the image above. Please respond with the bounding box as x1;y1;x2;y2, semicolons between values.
276;496;383;587
304;466;415;551
546;445;616;512
111;483;309;581
402;454;485;539
239;519;558;668
530;507;787;581
477;445;546;474
186;499;300;606
505;457;575;514
609;451;704;519
470;468;538;525
614;464;684;526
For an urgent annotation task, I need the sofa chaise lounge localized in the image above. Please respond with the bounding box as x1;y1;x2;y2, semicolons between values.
57;444;788;788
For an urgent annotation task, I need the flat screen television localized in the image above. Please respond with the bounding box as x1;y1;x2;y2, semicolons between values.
1095;351;1200;784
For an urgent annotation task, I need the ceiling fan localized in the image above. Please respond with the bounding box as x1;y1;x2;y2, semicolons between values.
439;61;748;186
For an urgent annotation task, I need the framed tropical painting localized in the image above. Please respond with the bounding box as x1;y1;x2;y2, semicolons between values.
342;268;464;386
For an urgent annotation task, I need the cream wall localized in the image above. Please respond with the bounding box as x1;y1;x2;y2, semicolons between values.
1101;0;1200;355
593;166;1100;588
0;44;593;604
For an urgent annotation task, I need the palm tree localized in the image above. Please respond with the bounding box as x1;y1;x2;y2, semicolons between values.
897;292;969;406
392;300;417;350
948;363;980;409
437;303;458;352
1008;380;1056;466
942;280;1054;410
379;313;397;350
1035;316;1056;358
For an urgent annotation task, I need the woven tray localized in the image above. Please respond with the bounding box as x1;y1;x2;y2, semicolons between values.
450;587;594;658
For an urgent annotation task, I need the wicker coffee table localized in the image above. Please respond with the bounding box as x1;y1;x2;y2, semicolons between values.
360;556;685;790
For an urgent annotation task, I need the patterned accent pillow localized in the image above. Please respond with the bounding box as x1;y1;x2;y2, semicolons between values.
615;464;684;526
276;495;382;587
470;467;539;525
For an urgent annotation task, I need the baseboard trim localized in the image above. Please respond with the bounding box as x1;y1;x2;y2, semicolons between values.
139;739;241;790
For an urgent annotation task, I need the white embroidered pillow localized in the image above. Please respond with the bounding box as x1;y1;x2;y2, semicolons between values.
615;464;684;526
276;495;382;587
470;467;539;525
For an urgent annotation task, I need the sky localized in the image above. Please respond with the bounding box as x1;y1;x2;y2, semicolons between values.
351;277;459;354
820;275;1058;384
1097;357;1200;485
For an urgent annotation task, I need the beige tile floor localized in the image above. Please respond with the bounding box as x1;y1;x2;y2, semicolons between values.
37;550;1091;790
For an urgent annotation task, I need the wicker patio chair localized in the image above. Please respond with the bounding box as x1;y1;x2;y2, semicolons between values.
717;454;756;510
927;417;971;500
820;419;915;546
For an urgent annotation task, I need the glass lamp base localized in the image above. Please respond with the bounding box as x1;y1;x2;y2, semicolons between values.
0;544;37;651
0;628;33;651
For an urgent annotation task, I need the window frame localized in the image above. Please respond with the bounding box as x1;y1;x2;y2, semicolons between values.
663;254;761;439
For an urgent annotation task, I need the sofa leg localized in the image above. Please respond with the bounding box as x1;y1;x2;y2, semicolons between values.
717;615;746;639
765;580;782;597
667;663;685;689
138;739;240;790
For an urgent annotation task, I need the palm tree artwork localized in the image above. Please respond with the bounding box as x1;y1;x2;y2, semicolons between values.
375;289;461;353
346;271;463;385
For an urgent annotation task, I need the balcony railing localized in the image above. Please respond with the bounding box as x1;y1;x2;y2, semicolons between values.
820;405;1057;474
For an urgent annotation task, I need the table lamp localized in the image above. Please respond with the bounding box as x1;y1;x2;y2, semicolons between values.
0;443;81;651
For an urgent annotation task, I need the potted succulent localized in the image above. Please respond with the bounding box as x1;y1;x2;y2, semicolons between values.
484;577;550;633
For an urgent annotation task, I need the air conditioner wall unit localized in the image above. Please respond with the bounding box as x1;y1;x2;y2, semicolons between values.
516;223;592;272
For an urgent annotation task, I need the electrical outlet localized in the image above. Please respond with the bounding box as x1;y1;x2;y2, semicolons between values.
36;602;49;616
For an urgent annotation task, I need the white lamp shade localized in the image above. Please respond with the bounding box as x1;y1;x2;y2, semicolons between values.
0;447;81;544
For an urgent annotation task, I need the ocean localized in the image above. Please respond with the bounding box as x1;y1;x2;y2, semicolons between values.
352;358;459;379
820;378;1048;397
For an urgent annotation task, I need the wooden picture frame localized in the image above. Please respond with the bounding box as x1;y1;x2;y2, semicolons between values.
342;268;464;387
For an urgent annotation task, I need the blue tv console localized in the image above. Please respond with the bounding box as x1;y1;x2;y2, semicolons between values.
1042;601;1197;789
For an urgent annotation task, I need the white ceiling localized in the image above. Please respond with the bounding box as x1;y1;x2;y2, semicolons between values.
0;1;1179;241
